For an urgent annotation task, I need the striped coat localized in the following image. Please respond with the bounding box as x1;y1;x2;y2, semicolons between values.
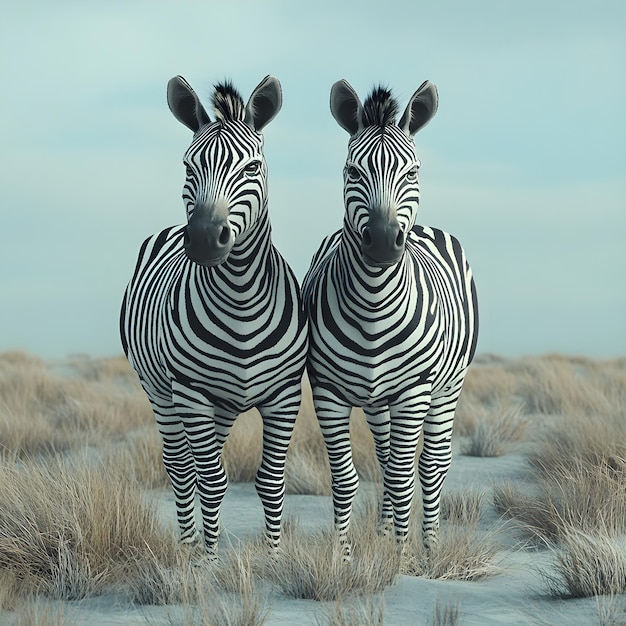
303;80;478;558
121;76;307;556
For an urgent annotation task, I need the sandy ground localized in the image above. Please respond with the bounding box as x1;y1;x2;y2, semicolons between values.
17;443;620;626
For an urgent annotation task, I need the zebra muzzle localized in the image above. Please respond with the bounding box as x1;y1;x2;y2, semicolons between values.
361;217;406;267
183;204;234;267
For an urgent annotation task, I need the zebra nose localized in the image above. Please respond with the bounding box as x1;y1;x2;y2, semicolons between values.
184;208;233;266
361;218;406;266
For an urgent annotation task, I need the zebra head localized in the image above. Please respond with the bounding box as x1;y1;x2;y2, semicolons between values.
167;75;282;266
330;80;438;267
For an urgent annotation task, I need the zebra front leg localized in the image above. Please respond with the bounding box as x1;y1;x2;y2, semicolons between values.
384;387;431;552
313;387;356;561
363;406;393;536
257;397;299;556
153;402;200;545
172;382;226;557
419;382;462;550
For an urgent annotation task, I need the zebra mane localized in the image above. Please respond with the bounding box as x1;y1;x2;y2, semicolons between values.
362;86;398;128
211;81;246;123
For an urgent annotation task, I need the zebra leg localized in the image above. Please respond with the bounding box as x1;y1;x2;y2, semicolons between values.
312;387;356;561
385;401;428;550
150;399;200;545
363;406;393;536
419;380;463;550
171;381;225;557
257;394;300;555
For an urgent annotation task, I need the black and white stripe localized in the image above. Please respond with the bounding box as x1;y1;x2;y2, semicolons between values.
303;80;478;557
120;76;307;556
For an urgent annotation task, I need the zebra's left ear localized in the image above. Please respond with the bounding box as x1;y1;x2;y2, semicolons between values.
398;81;438;136
244;76;282;132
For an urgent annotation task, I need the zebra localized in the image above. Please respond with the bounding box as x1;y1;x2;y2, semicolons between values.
120;75;308;557
302;79;478;559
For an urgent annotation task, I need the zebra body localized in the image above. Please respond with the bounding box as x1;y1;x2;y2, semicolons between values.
120;76;307;556
303;80;478;557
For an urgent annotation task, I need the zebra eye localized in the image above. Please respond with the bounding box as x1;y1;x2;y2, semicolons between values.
406;166;419;182
244;160;261;177
184;163;193;177
346;165;361;182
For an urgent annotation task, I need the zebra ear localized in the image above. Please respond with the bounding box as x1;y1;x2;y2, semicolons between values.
398;80;438;136
244;75;282;132
167;76;211;132
330;80;363;136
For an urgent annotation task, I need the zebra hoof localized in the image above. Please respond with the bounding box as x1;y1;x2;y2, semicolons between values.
378;521;393;538
423;531;439;552
181;530;201;547
191;551;218;568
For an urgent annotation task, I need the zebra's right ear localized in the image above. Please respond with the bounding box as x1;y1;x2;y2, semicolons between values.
244;75;283;132
330;80;364;136
167;76;211;132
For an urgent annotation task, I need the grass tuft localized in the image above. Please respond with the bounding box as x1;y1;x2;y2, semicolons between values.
254;514;399;601
432;597;461;626
0;454;177;600
462;404;528;457
402;523;501;581
542;527;626;598
316;597;385;626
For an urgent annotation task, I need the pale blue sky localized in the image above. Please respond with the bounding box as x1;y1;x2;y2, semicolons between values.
1;0;624;359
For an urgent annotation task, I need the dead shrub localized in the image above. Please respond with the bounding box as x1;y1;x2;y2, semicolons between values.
511;355;625;418
0;355;153;457
440;489;485;525
462;404;528;457
542;527;626;598
254;514;399;601
0;455;177;600
317;597;385;626
401;523;501;581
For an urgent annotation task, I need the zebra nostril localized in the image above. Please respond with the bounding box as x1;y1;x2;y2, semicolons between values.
183;227;191;247
362;228;373;248
218;225;231;246
395;230;405;248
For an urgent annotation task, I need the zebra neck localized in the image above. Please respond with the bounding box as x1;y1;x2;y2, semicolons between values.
336;224;417;293
195;210;275;293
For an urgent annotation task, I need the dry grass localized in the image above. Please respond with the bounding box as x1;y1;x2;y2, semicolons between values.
440;489;485;526
316;597;385;626
3;351;626;620
462;403;528;457
510;354;626;418
253;492;499;602
494;409;626;542
542;527;626;598
0;351;153;458
253;513;399;601
126;544;270;626
432;598;461;626
0;454;178;600
10;598;69;626
401;523;501;581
